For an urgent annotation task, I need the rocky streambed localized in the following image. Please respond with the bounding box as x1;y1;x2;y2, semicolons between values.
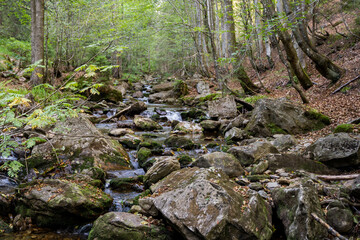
0;79;359;240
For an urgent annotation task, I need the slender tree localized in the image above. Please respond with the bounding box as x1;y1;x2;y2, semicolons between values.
30;0;45;85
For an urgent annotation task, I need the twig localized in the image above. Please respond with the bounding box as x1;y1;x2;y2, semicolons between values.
316;174;359;181
332;75;360;94
99;105;132;123
311;213;348;240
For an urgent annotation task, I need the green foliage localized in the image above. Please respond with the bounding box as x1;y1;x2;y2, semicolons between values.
333;124;354;133
0;37;31;64
199;93;221;102
0;161;24;178
266;123;287;134
243;95;267;104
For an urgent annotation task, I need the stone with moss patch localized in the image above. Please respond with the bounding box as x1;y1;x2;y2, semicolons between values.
137;147;152;168
334;124;354;133
16;179;113;227
88;212;171;240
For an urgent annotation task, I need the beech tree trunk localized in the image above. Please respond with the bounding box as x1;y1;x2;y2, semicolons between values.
283;0;344;83
221;0;236;59
30;0;45;86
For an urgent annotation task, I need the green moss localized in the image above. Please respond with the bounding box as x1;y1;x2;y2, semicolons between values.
199;93;221;102
206;143;219;148
137;147;152;167
304;109;331;126
243;95;267;104
266;123;287;135
334;124;354;133
178;155;193;165
133;189;151;205
221;145;230;153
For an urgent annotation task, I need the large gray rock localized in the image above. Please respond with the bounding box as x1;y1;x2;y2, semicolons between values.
271;181;327;240
263;154;334;174
200;120;220;131
152;82;174;92
148;91;173;103
245;98;330;137
134;115;162;131
90;85;122;102
151;168;274;240
88;212;170;240
16;179;112;227
272;134;297;152
30;115;130;171
306;133;360;168
326;207;353;233
228;140;279;166
225;127;248;142
196;81;211;95
144;156;180;185
173;121;202;133
208;96;237;119
191;152;244;177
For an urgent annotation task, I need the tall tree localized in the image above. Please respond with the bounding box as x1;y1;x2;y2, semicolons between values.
30;0;45;85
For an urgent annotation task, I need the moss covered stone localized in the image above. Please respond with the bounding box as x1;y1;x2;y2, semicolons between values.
178;155;193;166
137;147;152;167
334;124;354;133
109;177;142;191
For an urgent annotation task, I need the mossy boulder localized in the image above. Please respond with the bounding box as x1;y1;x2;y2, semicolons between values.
15;179;113;227
90;85;123;103
150;168;273;240
29;115;131;171
137;147;152;167
118;134;143;149
173;121;202;133
334;124;354;133
88;212;171;240
245;98;331;137
200;120;220;131
134;115;162;131
228;140;279;166
181;108;207;121
177;155;193;166
109;177;143;192
164;136;196;150
271;181;327;240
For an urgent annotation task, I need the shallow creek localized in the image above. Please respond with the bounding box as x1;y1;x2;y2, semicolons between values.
1;86;226;239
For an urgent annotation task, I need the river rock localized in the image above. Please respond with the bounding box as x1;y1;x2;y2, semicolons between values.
271;181;327;240
200;120;220;131
245;98;331;137
272;134;296;152
148;91;173;103
152;82;174;92
109;128;134;137
164;135;195;150
29;114;130;171
150;168;273;240
173;121;202;133
88;212;170;240
134;115;162;131
225;127;248;142
191;152;244;177
121;101;147;116
196;81;211;95
90;85;123;103
263;154;334;174
16;179;112;227
132;91;143;98
137;147;152;168
138;197;159;217
228;140;279;166
326;207;353;233
306;133;360;168
118;134;143;149
222;115;248;133
133;82;143;91
144;156;180;185
208;96;237;119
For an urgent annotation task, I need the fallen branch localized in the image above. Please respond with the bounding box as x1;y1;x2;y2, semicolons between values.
99;105;132;123
311;213;348;240
321;198;360;207
316;174;359;181
99;102;147;123
332;75;360;94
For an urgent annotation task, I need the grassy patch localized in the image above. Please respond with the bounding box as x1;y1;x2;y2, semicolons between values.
243;95;267;104
334;124;354;133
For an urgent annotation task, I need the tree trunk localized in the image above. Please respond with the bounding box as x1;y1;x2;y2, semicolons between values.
30;0;45;86
283;0;344;83
234;65;260;95
221;0;236;59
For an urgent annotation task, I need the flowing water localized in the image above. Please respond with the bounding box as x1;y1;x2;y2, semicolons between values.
0;85;225;239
